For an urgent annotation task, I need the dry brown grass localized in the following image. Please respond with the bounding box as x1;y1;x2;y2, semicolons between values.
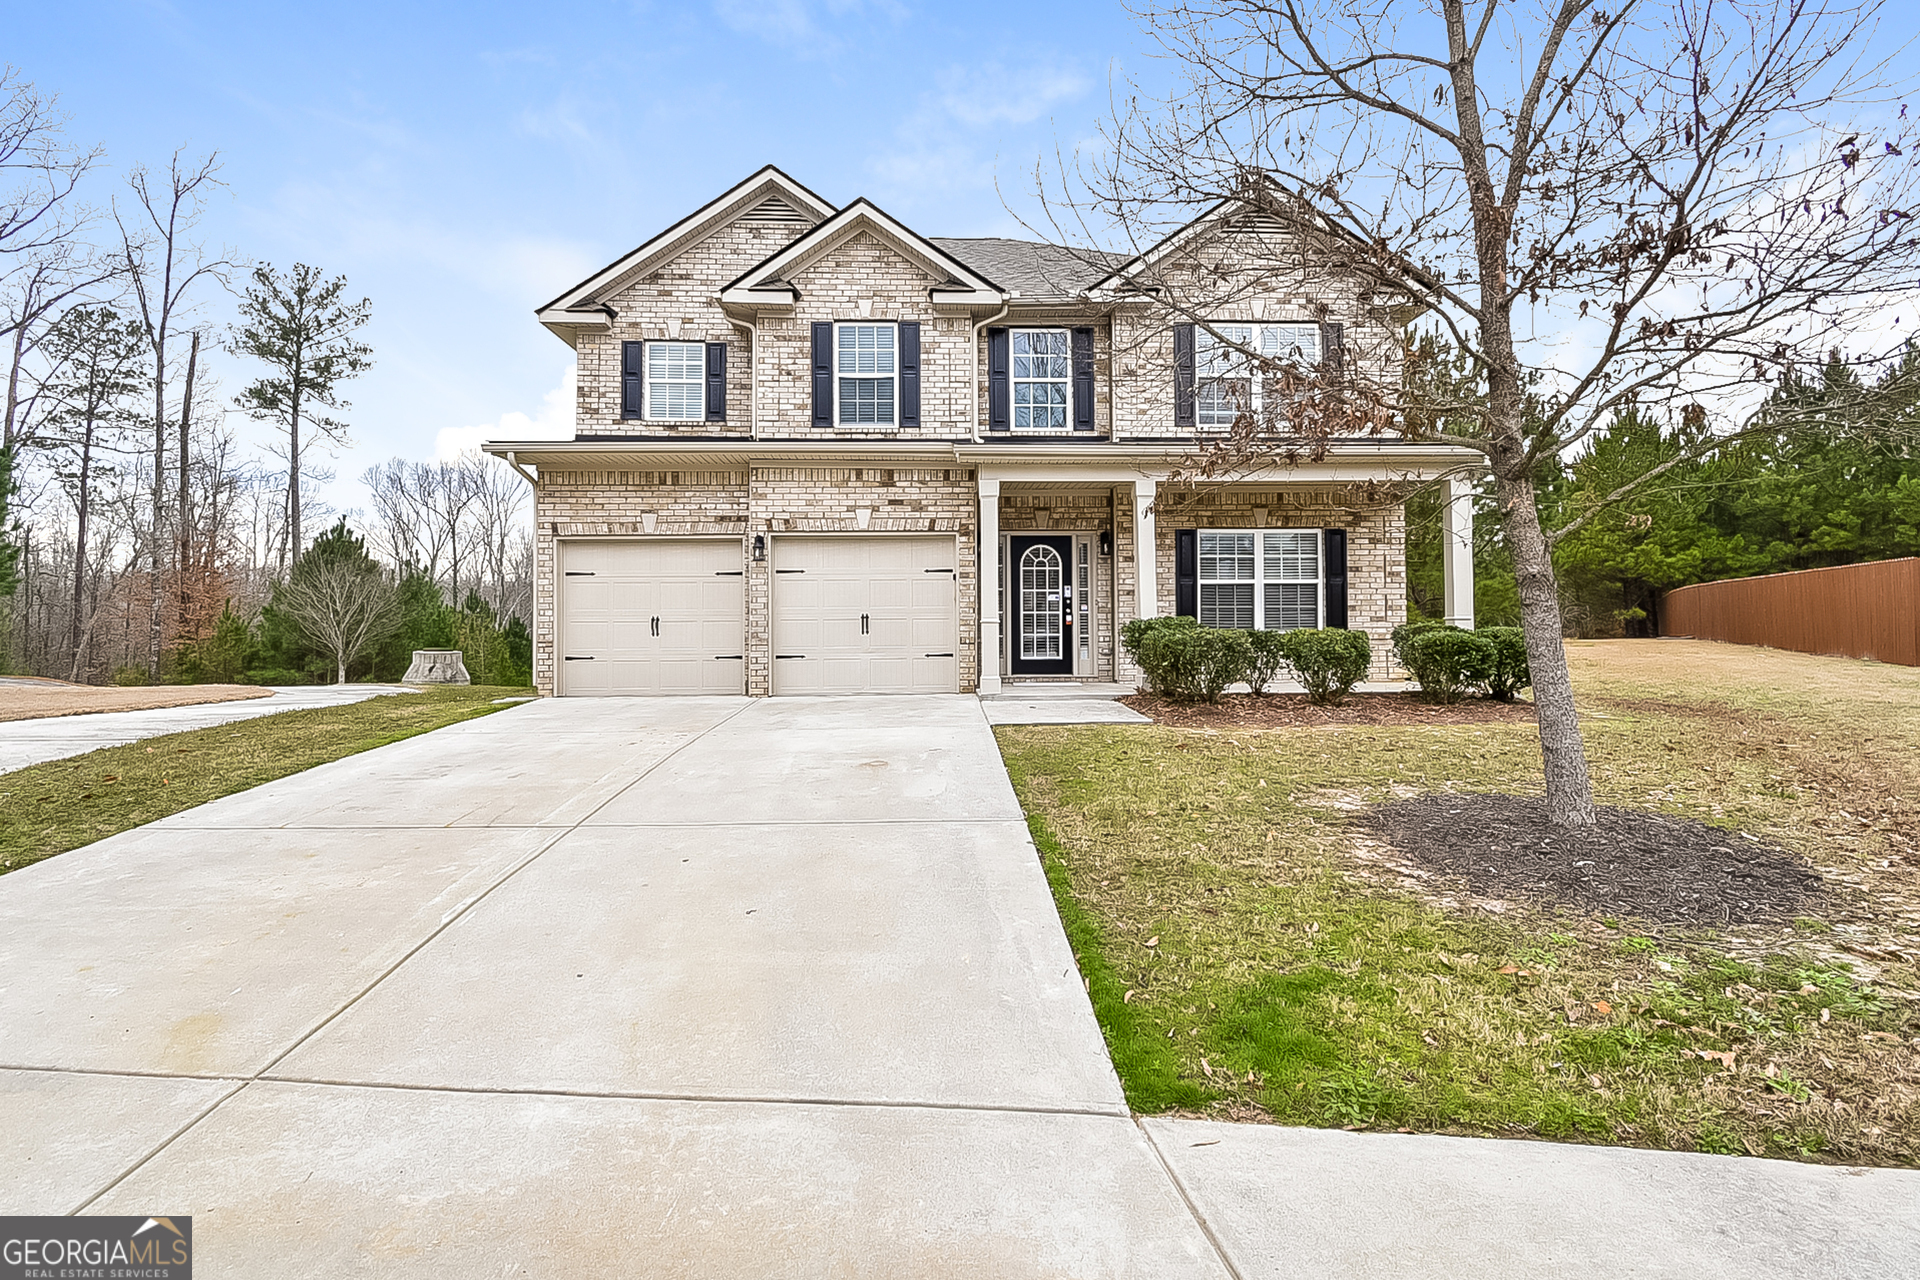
0;681;273;722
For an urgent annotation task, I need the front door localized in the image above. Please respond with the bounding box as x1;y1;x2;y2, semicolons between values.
1010;535;1074;675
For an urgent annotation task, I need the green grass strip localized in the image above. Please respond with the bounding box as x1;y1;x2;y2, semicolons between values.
1026;811;1213;1113
0;687;522;875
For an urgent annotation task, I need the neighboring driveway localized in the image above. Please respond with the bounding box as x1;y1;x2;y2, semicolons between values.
0;684;419;773
0;696;1227;1278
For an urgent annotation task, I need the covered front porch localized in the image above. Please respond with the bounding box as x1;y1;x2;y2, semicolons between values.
962;445;1479;694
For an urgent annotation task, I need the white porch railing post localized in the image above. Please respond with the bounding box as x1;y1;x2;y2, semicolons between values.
977;477;1002;693
1133;478;1159;620
1442;475;1476;629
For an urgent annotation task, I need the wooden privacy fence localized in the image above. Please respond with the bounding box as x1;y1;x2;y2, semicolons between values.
1660;557;1920;667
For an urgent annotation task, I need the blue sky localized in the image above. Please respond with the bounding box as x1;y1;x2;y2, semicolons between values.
13;0;1152;513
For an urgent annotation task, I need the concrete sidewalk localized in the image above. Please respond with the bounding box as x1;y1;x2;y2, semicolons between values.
0;696;1225;1277
0;683;416;773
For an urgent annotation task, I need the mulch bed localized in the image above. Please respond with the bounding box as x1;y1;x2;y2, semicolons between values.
1122;692;1538;729
1360;793;1826;925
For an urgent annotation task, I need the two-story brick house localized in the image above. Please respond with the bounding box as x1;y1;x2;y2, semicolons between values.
484;166;1478;697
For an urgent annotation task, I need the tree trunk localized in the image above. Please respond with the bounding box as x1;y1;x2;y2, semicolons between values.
289;385;302;566
1496;469;1597;826
176;332;198;637
70;422;93;680
148;350;166;678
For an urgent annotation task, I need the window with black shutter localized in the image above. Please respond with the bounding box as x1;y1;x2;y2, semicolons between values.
621;341;643;419
1173;323;1196;430
987;327;1010;431
811;321;833;428
899;321;920;428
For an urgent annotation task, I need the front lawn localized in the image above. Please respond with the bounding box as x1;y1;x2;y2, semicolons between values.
0;687;525;875
999;640;1920;1166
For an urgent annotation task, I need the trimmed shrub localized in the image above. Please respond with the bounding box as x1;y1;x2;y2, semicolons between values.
1274;628;1373;706
1121;616;1200;695
1479;626;1532;701
1402;628;1495;704
1243;628;1289;695
1390;618;1452;670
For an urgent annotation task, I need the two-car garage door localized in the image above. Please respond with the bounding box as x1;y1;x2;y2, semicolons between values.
557;536;957;696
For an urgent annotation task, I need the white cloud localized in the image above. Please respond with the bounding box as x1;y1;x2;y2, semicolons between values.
710;0;905;58
435;364;575;460
867;59;1092;210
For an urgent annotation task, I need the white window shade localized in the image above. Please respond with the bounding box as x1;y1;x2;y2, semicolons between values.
646;341;706;421
837;323;896;426
1197;323;1324;428
1196;528;1321;630
1012;329;1070;430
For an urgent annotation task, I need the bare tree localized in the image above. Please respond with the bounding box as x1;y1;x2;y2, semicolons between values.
229;262;372;570
116;150;226;676
0;68;100;279
1050;0;1920;826
276;554;399;684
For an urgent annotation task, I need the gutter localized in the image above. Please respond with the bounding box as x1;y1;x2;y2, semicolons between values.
500;450;538;488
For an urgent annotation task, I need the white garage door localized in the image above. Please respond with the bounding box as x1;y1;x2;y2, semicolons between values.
559;540;744;695
771;536;958;695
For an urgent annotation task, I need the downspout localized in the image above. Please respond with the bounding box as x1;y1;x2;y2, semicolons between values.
728;314;759;440
969;297;1010;443
502;450;537;488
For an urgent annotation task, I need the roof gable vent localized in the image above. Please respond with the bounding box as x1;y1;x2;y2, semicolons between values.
739;195;811;225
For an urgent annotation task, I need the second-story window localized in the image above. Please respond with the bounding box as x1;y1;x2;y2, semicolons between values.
646;341;707;421
1012;329;1070;430
1196;323;1324;428
837;323;897;426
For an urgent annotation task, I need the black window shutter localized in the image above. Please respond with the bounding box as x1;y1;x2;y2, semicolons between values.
705;341;727;423
987;327;1010;431
1175;528;1197;620
899;321;920;429
1320;321;1346;379
811;322;834;428
1323;528;1349;629
1072;326;1095;431
621;341;644;419
1173;323;1196;430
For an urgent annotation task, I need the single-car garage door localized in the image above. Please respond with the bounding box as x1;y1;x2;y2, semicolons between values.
771;536;958;695
559;540;744;695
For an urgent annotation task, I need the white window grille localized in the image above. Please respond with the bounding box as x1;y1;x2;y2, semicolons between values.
1195;324;1323;428
646;341;706;422
1012;329;1070;430
836;323;896;426
1019;543;1064;659
1196;528;1321;630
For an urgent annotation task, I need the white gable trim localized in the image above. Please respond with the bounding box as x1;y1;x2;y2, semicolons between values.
721;199;1005;308
537;166;836;333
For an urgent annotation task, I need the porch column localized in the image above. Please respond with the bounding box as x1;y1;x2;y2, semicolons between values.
1442;475;1475;629
1133;477;1159;619
978;477;1002;693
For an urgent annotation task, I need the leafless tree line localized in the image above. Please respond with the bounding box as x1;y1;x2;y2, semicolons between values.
360;451;532;624
1;67;530;682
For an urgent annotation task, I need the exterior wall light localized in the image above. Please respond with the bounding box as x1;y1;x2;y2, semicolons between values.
1098;531;1113;558
752;534;767;561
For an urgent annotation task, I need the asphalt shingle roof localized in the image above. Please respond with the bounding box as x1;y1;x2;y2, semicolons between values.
929;237;1125;300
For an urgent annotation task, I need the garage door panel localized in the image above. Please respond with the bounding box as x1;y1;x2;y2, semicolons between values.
560;540;743;696
770;536;958;695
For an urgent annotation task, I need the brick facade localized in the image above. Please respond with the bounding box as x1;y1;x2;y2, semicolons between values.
510;171;1459;697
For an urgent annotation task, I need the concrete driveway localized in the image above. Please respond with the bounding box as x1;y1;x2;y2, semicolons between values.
0;696;1227;1278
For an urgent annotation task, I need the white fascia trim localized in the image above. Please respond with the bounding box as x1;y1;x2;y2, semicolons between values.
718;284;797;308
540;168;836;313
727;201;1001;297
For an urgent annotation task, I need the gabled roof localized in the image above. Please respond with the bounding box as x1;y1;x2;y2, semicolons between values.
720;199;1004;309
536;166;836;341
929;239;1124;302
